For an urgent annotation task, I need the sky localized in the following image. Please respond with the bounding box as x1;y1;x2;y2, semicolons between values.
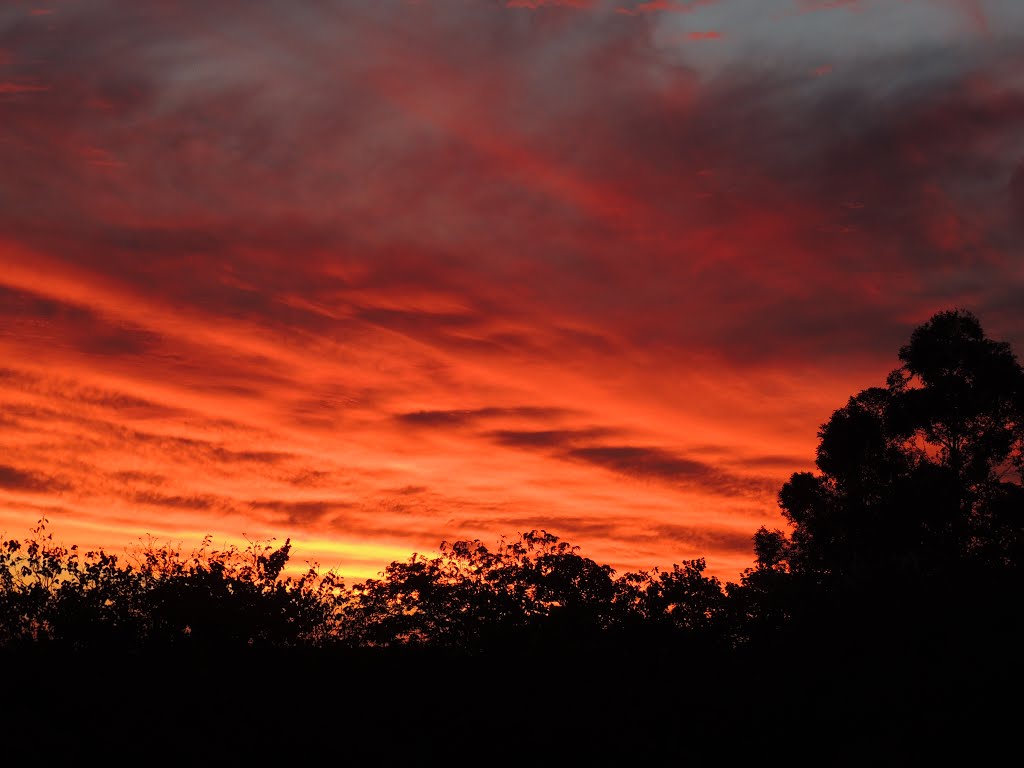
1;0;1023;582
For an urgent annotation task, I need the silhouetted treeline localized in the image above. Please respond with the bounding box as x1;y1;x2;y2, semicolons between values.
2;309;1022;761
0;522;734;653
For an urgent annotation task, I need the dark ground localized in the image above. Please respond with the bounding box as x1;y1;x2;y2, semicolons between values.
5;626;1017;766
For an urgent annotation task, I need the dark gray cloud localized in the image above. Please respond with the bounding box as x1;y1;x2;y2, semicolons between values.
112;470;165;485
567;445;777;497
286;469;335;487
487;428;615;448
127;430;293;465
569;446;715;481
392;485;428;495
250;499;354;526
397;407;574;427
648;523;755;556
131;491;222;511
0;285;162;358
0;464;70;493
484;429;780;498
0;365;180;418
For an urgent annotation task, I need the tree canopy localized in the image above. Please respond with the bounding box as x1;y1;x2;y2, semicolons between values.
766;309;1024;582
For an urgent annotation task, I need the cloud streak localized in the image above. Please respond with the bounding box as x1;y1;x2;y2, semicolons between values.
0;464;69;494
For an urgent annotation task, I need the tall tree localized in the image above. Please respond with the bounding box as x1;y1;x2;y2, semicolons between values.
775;309;1024;580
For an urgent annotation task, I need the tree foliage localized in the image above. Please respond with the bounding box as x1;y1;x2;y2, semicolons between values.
0;520;344;651
1;523;729;654
774;309;1024;581
339;530;724;651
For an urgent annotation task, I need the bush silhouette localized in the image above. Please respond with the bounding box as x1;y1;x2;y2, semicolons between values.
0;522;344;652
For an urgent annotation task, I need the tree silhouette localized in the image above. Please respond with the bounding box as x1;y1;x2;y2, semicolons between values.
339;530;621;650
890;310;1024;564
613;559;726;644
0;521;344;652
774;309;1024;582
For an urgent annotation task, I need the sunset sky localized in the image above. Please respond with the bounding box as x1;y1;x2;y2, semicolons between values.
2;0;1023;582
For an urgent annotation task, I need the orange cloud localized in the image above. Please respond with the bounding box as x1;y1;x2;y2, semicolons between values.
0;0;1021;586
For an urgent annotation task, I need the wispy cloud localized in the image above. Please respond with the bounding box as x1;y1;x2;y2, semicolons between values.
0;0;1020;581
0;464;70;493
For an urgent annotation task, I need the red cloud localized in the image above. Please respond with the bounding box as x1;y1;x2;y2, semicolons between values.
0;0;1021;583
0;81;50;94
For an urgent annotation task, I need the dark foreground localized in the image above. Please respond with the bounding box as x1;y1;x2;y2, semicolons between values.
7;620;1018;765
